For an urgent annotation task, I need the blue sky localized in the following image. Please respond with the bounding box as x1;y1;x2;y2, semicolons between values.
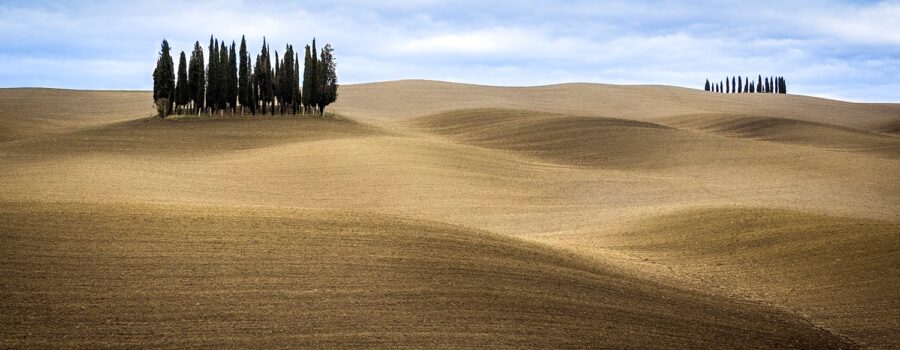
1;0;899;102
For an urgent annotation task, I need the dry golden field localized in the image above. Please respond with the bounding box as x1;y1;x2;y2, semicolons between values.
1;81;899;349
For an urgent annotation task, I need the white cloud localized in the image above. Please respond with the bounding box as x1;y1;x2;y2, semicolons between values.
0;0;898;102
803;2;900;45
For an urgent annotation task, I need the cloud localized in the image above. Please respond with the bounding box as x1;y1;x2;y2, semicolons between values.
0;0;898;102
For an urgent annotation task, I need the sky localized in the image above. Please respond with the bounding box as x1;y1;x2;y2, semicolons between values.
1;0;899;102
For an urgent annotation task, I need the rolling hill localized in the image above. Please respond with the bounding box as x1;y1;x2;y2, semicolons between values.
1;82;898;348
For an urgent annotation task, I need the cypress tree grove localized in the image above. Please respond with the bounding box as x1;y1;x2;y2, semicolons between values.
175;51;189;114
188;41;205;115
152;39;175;117
238;36;249;114
154;36;338;117
228;41;238;113
317;43;338;115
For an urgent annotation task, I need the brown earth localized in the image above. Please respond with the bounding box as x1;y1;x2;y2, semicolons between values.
1;82;899;348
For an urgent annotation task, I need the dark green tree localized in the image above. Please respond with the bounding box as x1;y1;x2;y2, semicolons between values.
250;53;259;115
704;79;710;91
175;51;189;114
302;44;314;113
153;39;175;117
317;43;338;115
278;45;296;115
188;41;205;114
207;36;217;113
238;36;250;114
254;39;274;115
294;52;301;114
218;40;228;112
274;50;282;114
228;41;238;113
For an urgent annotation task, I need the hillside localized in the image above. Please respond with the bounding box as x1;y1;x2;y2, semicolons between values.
536;207;900;349
0;202;856;349
1;83;899;348
333;80;900;132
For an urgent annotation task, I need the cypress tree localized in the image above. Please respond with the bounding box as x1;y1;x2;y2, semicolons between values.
280;45;295;115
704;79;710;91
725;77;730;94
175;51;189;114
218;40;228;112
744;77;749;94
738;76;742;93
188;41;205;114
757;75;763;93
228;41;237;113
253;53;262;115
780;77;787;94
238;36;249;114
731;77;736;93
293;52;300;114
311;39;319;113
264;42;274;115
207;36;216;113
255;39;274;115
152;39;175;117
274;51;281;114
317;43;338;115
302;44;313;114
254;53;262;114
